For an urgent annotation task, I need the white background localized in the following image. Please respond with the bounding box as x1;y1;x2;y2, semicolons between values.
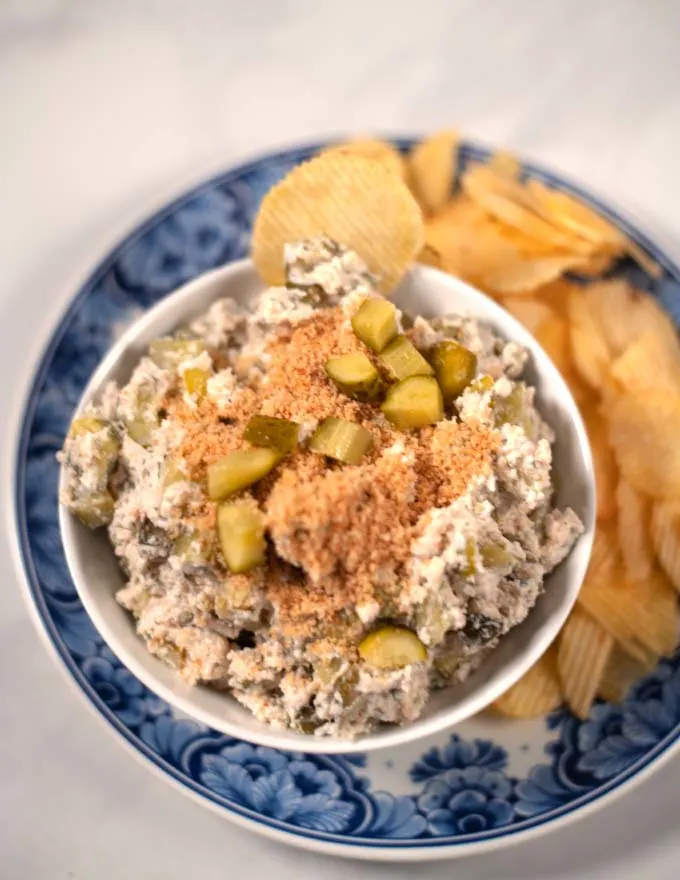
2;0;680;877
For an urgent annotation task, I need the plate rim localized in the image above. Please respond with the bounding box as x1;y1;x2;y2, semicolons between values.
8;136;680;861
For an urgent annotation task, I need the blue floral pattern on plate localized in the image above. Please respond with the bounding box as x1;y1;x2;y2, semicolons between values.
12;139;680;856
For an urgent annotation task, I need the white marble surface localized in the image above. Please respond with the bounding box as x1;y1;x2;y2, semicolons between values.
2;0;680;876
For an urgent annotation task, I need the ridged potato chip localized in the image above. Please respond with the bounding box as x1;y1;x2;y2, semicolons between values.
484;254;591;296
610;331;680;396
252;152;424;293
462;164;553;224
580;561;677;662
587;523;621;577
496;224;560;258
462;166;594;254
598;643;657;703
526;278;577;312
535;314;572;376
623;239;662;280
502;298;555;334
570;249;619;278
321;139;406;179
492;647;562;718
582;406;618;522
607;389;680;499
586;281;677;356
408;130;459;214
633;568;679;657
565;371;597;408
567;286;613;389
417;243;443;269
526;181;660;278
526;180;622;247
577;528;657;665
558;606;613;719
651;500;680;592
425;197;521;288
487;151;521;178
616;478;654;581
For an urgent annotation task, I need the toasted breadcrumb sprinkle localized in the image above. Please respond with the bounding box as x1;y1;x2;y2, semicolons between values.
164;306;497;648
267;420;497;630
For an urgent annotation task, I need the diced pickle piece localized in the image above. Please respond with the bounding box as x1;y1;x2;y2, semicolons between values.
315;658;343;686
309;418;373;465
493;384;524;427
381;376;443;429
148;338;206;370
324;353;382;401
434;651;462;680
163;459;187;487
69;417;120;466
493;384;535;436
126;417;156;447
297;711;321;734
69;416;107;437
469;375;494;394
174;530;214;565
183;368;210;399
431;340;477;403
351;297;399;353
461;536;478;577
337;668;359;706
313;660;358;705
416;600;449;645
72;490;115;529
379;335;434;381
217;501;266;573
359;626;427;669
207;447;281;500
480;541;514;568
244;415;300;453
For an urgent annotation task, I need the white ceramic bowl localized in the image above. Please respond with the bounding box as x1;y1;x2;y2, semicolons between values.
59;259;595;754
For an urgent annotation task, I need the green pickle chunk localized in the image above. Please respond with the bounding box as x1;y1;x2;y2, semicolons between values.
434;651;462;680
480;541;514;568
381;376;443;429
309;418;373;465
217;501;266;573
207;447;282;501
337;668;359;706
359;626;427;669
493;384;535;436
174;530;214;565
244;415;300;453
69;416;107;437
351;297;399;353
431;340;477;403
148;338;207;370
469;375;494;393
493;384;524;426
163;459;187;487
324;353;382;400
461;536;478;577
379;335;434;381
69;417;120;466
126;417;156;447
72;491;115;529
183;368;210;399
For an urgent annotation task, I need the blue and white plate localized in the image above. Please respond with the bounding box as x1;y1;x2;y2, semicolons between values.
12;139;680;860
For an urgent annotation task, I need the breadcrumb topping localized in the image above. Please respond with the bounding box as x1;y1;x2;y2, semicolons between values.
162;306;498;648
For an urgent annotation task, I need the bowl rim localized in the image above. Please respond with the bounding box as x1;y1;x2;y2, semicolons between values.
56;257;595;754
